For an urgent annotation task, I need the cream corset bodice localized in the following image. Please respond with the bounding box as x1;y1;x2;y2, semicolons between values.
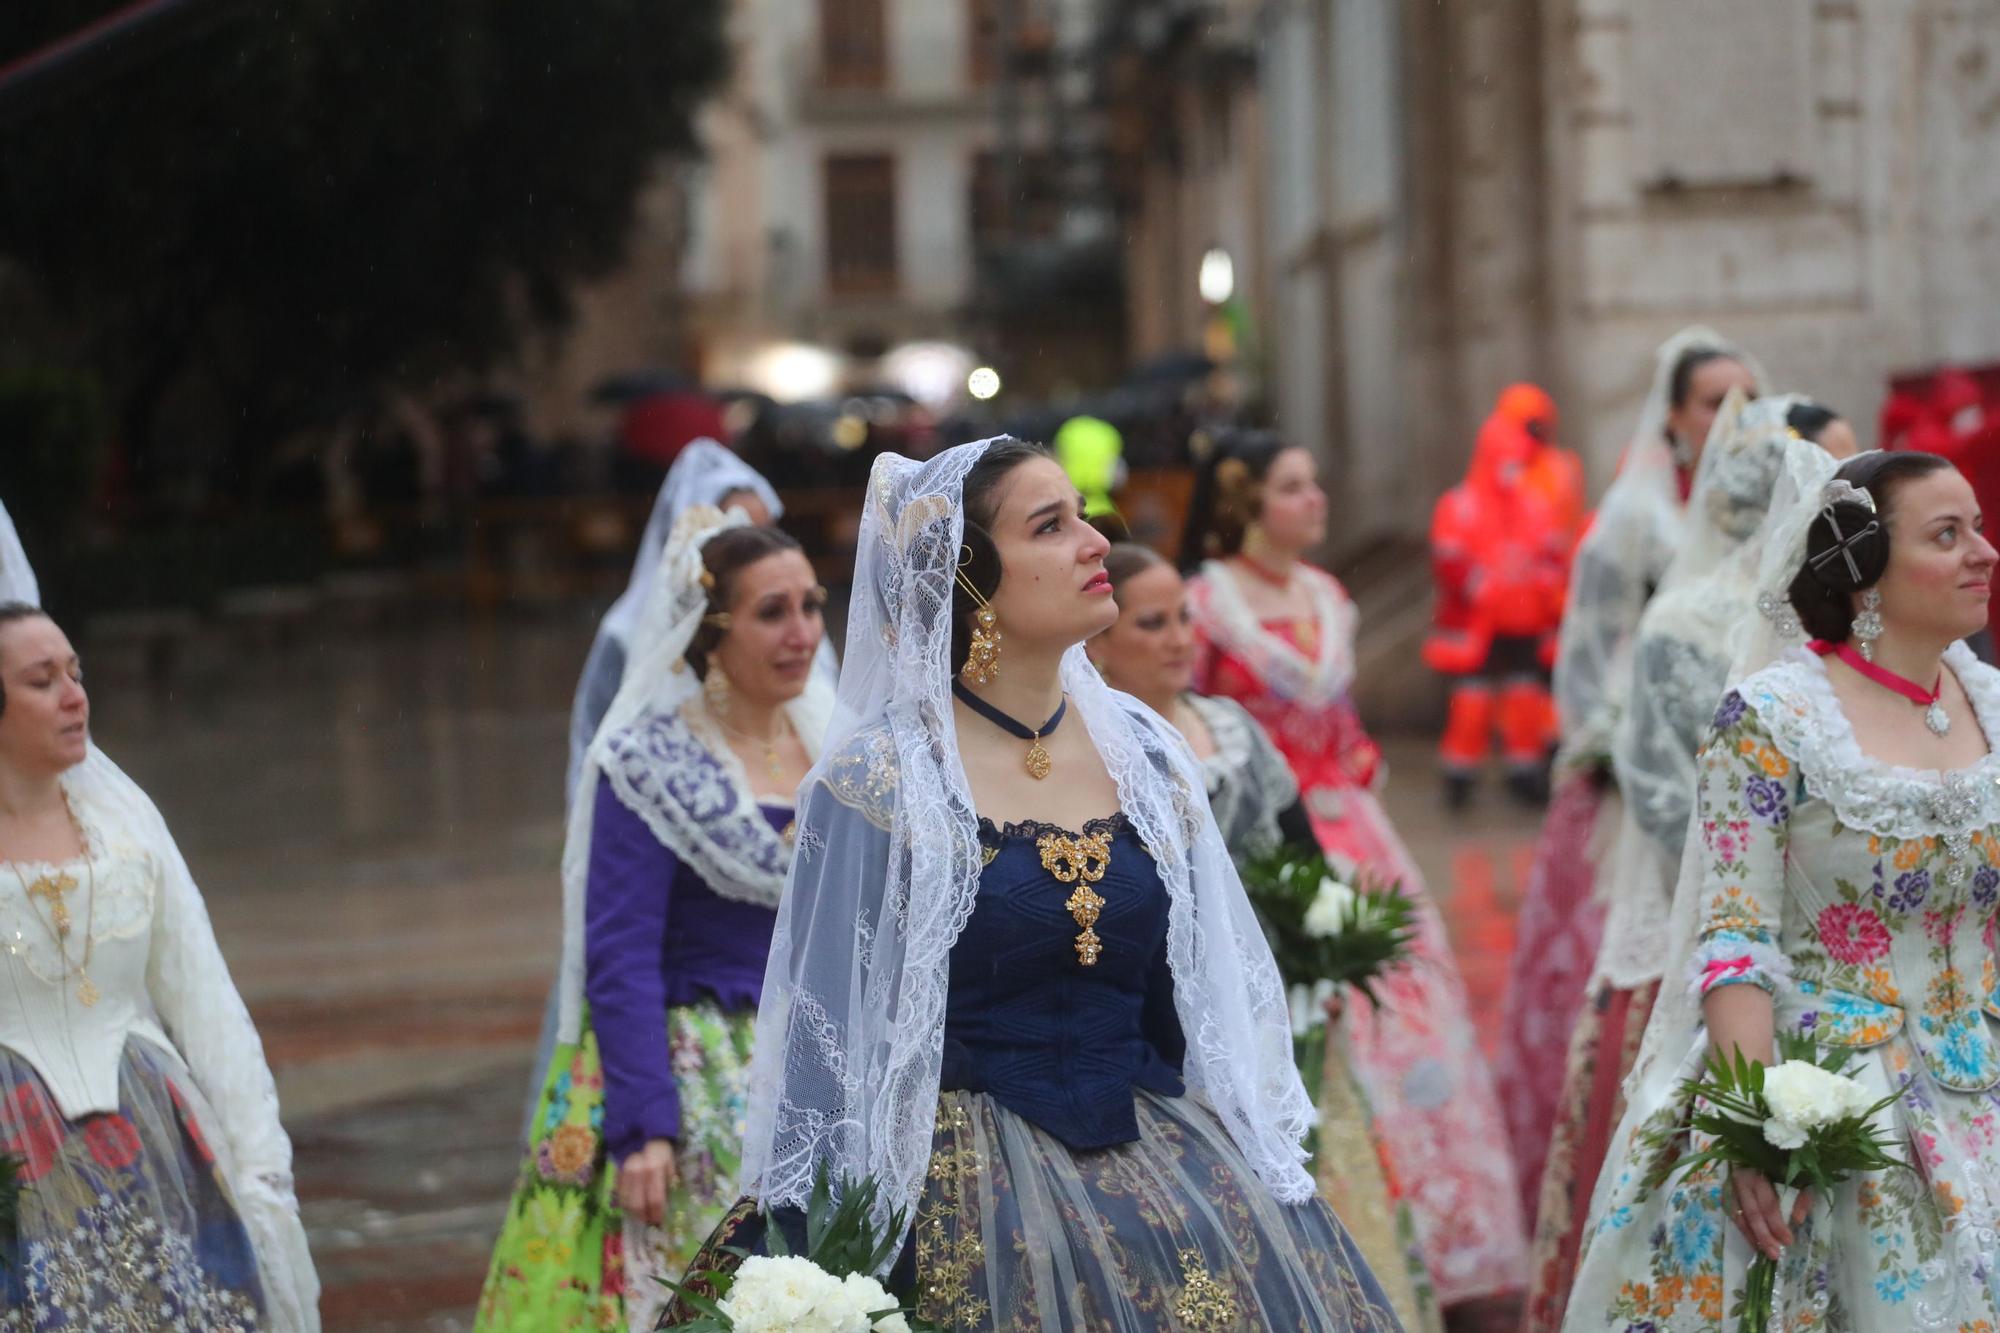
0;836;177;1118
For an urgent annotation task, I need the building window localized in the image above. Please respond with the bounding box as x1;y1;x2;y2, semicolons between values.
969;149;1061;251
969;0;1051;86
821;0;886;90
825;153;899;296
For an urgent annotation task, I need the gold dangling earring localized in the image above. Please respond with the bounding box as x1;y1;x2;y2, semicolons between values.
703;663;732;718
955;545;1002;686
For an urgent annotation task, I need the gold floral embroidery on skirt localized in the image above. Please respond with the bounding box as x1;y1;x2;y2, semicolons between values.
1173;1248;1242;1330
917;1102;990;1330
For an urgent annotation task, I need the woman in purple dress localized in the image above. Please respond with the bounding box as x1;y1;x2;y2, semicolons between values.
476;505;832;1333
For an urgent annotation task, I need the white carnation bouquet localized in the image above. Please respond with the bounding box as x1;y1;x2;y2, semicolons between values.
1239;845;1418;1020
660;1166;934;1332
1642;1035;1907;1333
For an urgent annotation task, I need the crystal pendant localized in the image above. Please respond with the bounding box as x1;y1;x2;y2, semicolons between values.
1927;700;1951;737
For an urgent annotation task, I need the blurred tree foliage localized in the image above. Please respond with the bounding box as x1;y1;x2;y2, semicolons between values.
0;0;729;499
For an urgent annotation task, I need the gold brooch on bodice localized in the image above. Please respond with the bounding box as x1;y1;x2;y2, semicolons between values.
1038;829;1112;965
6;792;101;1007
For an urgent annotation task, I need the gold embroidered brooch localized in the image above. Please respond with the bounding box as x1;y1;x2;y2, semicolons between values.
1037;829;1112;966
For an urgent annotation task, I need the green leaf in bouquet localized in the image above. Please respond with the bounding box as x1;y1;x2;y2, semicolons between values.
655;1272;735;1332
798;1161;909;1279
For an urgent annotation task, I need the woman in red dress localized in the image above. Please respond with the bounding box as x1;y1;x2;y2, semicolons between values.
1182;430;1525;1313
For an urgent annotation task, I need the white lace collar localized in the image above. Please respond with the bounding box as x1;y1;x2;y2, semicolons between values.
596;699;806;908
1192;560;1357;706
1736;641;2000;837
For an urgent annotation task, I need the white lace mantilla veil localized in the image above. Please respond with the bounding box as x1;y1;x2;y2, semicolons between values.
739;439;1316;1244
565;439;790;802
1589;441;1855;1224
553;503;835;1046
1553;326;1768;771
0;498;41;606
1594;391;1823;989
0;499;320;1327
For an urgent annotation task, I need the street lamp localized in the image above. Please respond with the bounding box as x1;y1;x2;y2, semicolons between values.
967;367;1002;401
1198;247;1235;306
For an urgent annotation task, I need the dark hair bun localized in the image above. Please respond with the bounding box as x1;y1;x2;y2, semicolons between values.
1783;451;1952;644
1178;429;1289;569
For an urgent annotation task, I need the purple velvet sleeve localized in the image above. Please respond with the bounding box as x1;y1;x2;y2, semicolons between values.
584;775;683;1161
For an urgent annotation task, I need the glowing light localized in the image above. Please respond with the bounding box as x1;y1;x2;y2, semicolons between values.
743;342;842;403
967;367;1002;401
882;341;975;409
832;414;869;450
1198;247;1235;305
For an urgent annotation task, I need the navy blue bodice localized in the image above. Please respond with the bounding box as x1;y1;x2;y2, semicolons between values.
940;813;1187;1150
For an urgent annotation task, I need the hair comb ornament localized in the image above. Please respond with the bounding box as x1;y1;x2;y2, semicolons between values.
1214;457;1250;495
1820;478;1877;513
1809;480;1881;584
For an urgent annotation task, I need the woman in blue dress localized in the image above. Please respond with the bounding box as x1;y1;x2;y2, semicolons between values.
716;438;1401;1329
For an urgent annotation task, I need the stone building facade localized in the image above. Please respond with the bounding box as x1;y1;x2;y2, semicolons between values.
1111;0;2000;545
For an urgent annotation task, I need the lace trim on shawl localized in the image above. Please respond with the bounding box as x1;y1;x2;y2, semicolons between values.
597;702;794;907
1185;692;1295;857
1191;560;1357;706
1187;691;1255;779
1735;642;2000;838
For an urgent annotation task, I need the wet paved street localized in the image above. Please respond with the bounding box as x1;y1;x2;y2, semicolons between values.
84;617;1540;1331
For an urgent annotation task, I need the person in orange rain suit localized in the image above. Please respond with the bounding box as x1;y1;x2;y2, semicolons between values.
1427;389;1572;808
1883;367;2000;656
1502;382;1588;555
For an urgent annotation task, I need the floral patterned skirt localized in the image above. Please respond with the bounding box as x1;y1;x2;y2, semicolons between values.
1496;773;1609;1228
475;1000;754;1333
909;1088;1406;1331
1310;784;1527;1304
1570;1030;2000;1331
0;1038;267;1331
1523;976;1656;1332
670;1087;1407;1332
1305;1025;1445;1333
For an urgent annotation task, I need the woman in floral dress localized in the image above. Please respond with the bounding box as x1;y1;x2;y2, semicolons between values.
1525;393;1854;1328
477;508;831;1333
1182;429;1523;1311
1567;448;2000;1330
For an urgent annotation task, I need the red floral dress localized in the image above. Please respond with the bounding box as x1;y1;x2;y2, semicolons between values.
1189;560;1526;1304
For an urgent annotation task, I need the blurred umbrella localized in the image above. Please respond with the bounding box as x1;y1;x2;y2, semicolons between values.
1127;351;1216;385
592;369;698;405
619;392;728;466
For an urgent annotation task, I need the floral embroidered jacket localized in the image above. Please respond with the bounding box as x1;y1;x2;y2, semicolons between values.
1566;642;2000;1332
1692;646;2000;1088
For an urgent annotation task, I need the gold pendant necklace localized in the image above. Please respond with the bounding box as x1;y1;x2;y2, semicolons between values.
1024;733;1052;782
953;680;1066;781
7;793;100;1006
714;706;792;781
